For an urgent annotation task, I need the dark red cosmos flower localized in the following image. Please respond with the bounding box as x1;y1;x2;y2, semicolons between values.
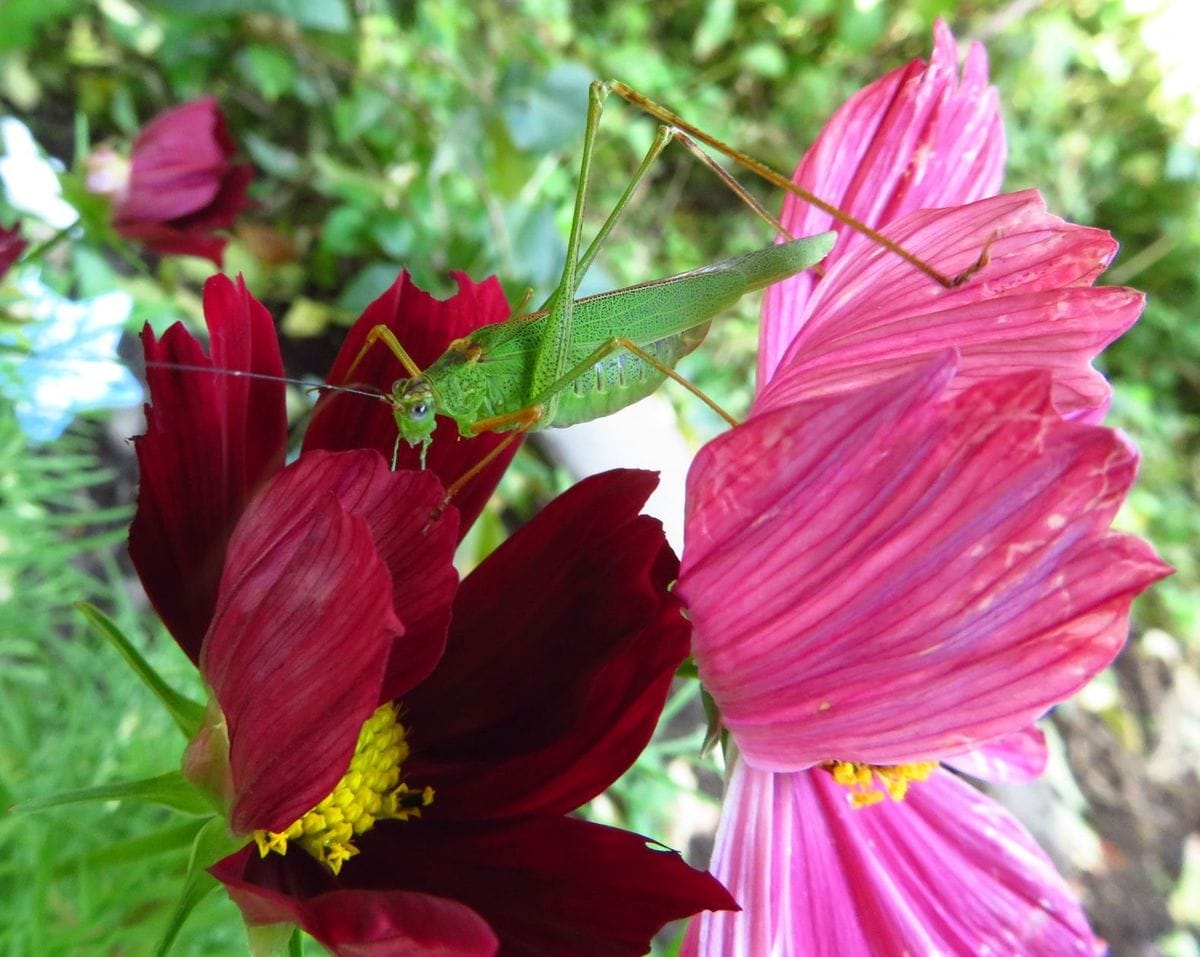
130;272;734;954
90;97;252;266
0;221;25;276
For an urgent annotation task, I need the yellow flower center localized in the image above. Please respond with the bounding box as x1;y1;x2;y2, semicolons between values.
253;702;433;875
827;760;937;808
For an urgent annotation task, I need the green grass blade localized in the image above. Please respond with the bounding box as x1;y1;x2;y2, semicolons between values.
52;820;205;875
13;771;213;816
74;601;205;738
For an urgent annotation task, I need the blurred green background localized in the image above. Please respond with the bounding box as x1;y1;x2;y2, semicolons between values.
1;0;1196;953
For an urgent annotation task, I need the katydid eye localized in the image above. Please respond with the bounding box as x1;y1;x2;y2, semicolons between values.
410;401;428;419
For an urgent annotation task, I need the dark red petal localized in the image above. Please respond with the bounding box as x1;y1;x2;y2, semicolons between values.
367;817;736;955
265;449;460;702
211;846;498;956
112;219;229;265
201;452;405;835
223;816;735;956
172;162;254;233
302;271;519;537
129;275;287;662
403;470;690;819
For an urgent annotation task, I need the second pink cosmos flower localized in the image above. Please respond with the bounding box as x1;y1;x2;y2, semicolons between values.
677;20;1169;955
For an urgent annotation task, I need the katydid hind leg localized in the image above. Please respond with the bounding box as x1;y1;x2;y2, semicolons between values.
527;83;606;423
604;80;989;289
530;82;680;420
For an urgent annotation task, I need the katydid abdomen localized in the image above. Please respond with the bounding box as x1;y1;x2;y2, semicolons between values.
550;322;710;427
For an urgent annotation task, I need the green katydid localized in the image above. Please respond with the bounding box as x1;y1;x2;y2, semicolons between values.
325;80;986;500
9;81;981;487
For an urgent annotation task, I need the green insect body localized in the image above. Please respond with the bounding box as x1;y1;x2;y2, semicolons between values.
387;233;835;451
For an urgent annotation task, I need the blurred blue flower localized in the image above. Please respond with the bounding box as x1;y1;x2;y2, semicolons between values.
1;274;142;441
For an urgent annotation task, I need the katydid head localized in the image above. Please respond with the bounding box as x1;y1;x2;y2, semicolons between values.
390;375;437;464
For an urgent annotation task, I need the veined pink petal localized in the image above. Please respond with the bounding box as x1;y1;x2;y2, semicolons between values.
201;453;404;835
757;191;1138;423
761;19;1005;379
682;759;1101;956
945;725;1048;785
679;361;1170;770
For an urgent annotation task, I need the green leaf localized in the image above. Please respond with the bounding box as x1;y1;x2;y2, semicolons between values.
53;820;205;875
740;42;787;80
693;0;735;61
0;0;76;53
239;45;297;102
243;132;302;179
13;770;213;816
335;262;405;313
700;686;723;758
74;602;205;738
146;0;350;32
499;62;592;154
155;815;243;957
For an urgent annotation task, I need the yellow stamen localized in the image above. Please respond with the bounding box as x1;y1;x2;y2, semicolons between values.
827;760;937;808
253;703;432;874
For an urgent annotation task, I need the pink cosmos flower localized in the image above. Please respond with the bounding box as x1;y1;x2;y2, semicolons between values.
676;21;1170;954
87;97;251;266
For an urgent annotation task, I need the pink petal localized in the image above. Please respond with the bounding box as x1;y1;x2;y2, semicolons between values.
683;760;1101;956
758;191;1138;423
945;725;1048;784
201;452;404;835
679;361;1170;770
761;20;1005;379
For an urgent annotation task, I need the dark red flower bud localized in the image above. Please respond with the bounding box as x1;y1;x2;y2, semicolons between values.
105;97;252;266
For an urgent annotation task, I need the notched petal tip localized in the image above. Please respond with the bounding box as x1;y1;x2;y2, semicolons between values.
130;277;287;662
